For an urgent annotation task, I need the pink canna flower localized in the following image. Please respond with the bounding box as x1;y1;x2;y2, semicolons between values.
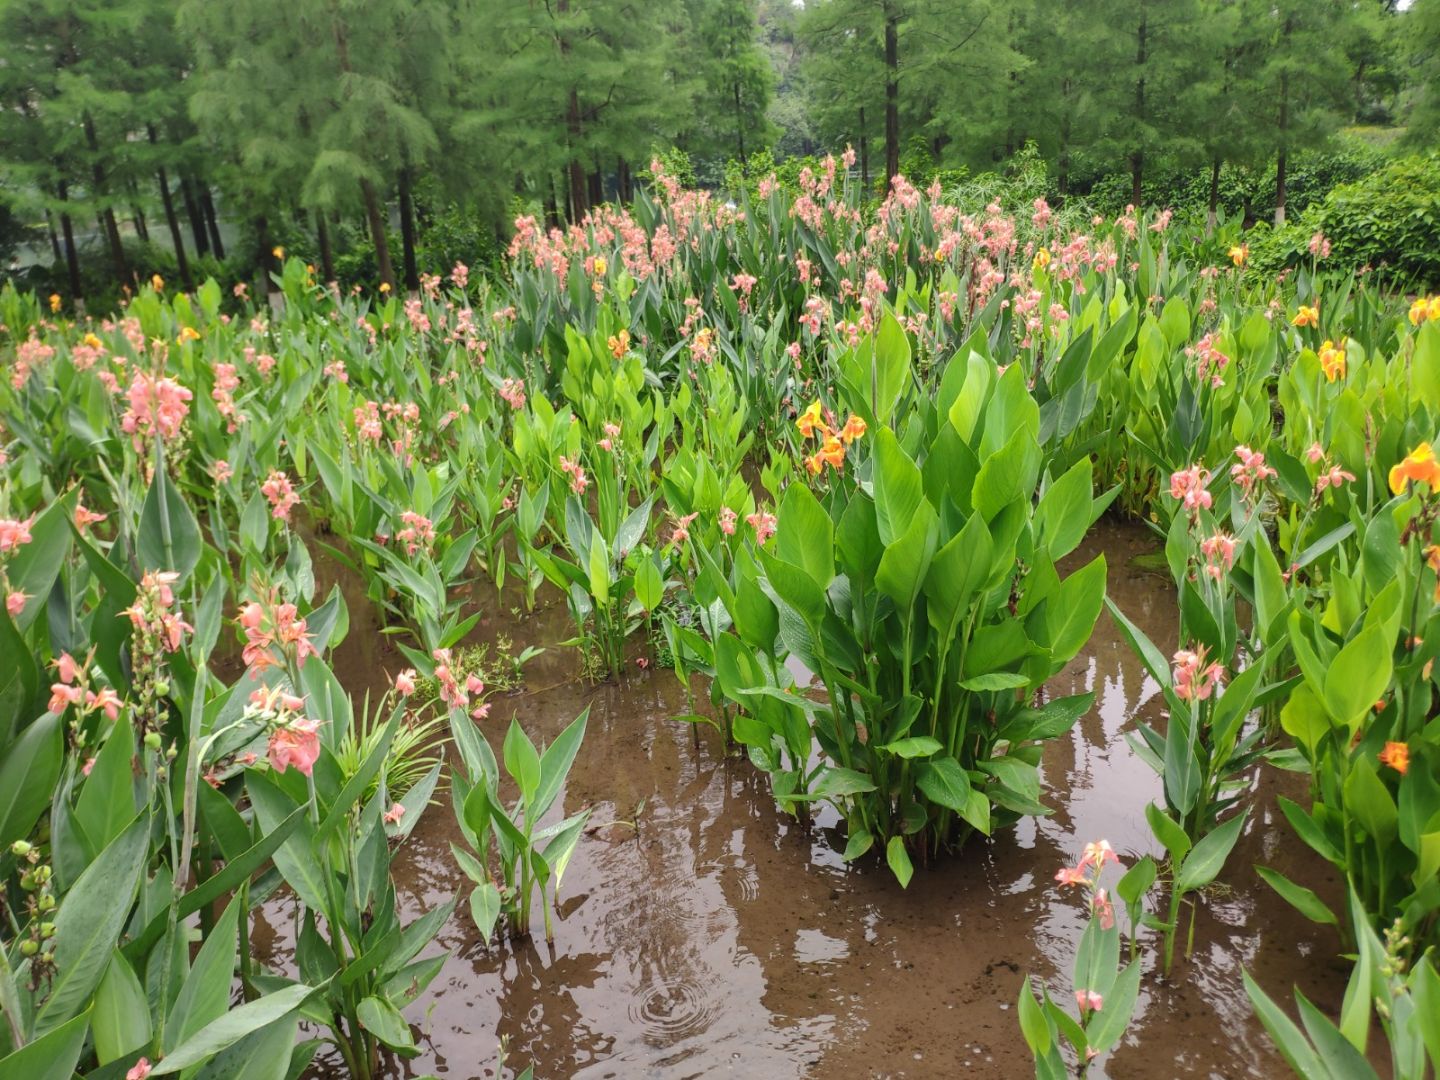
87;687;121;721
74;497;107;533
669;512;699;546
1315;463;1356;495
1074;989;1104;1013
6;591;28;617
746;509;777;545
267;718;321;776
1168;465;1213;514
120;372;192;449
49;682;85;713
383;802;406;825
1230;445;1277;498
127;1058;153;1080
1092;887;1116;930
261;471;299;522
719;507;737;536
1305;442;1325;464
1200;533;1237;580
1173;646;1224;702
55;651;80;684
1079;839;1119;870
395;669;417;696
0;516;35;553
1054;864;1088;887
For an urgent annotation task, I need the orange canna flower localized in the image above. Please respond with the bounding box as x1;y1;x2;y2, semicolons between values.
804;451;823;475
607;328;630;359
272;245;285;259
1378;741;1409;776
1388;442;1440;496
1228;244;1248;268
1426;544;1440;602
818;434;846;469
1318;339;1346;382
1292;304;1319;328
379;281;392;294
48;293;62;312
839;414;867;444
151;274;164;291
796;400;828;439
177;326;200;343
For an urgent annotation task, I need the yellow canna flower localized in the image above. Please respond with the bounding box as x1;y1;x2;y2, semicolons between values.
1389;442;1440;496
1228;244;1248;267
593;256;607;276
48;293;62;312
1318;339;1346;382
840;414;867;444
1431;296;1440;322
1292;304;1319;328
177;326;201;343
796;400;827;439
151;274;164;291
1033;247;1051;271
273;246;285;259
379;282;391;294
83;332;102;349
1409;297;1430;325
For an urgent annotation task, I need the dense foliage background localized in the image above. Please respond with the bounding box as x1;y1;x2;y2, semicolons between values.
2;0;1440;304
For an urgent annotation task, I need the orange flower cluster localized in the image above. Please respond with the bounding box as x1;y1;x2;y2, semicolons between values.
1388;442;1440;496
1407;295;1440;325
1291;304;1319;328
796;400;866;475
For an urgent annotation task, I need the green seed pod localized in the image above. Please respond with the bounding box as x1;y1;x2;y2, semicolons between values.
19;939;38;957
154;680;171;697
39;922;55;938
144;731;163;751
10;840;31;857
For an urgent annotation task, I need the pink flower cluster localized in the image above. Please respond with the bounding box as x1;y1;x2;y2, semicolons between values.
238;597;317;671
1169;465;1212;514
559;454;589;495
746;509;777;545
120;372;192;449
499;378;526;410
261;471;299;522
48;649;121;720
397;510;436;556
122;570;193;653
1230;445;1277;499
432;648;488;719
1172;645;1223;702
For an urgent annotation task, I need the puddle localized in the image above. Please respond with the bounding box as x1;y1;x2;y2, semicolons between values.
252;517;1349;1077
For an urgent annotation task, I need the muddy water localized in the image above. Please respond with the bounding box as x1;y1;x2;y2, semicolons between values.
253;518;1352;1078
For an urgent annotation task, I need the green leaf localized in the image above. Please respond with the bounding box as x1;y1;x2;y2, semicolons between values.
357;994;415;1051
842;830;874;861
74;715;138;854
1086;961;1140;1053
776;481;835;586
1145;803;1191;865
1323;626;1393;733
138;465;203;583
1045;555;1106;665
166;894;243;1052
5;490;77;628
152;984;318;1074
1035;458;1093;560
916;756;971;811
1254;867;1338;927
0;711;62;851
469;883;502;941
875;502;939;615
534;708;588;820
872;427;925;546
886;835;914;888
878;736;942;759
1175;810;1248;894
35;814;148;1033
1242;970;1328;1078
0;1009;91;1080
192;1009;300;1080
503;718;542;808
93;952;151;1064
1104;598;1171;688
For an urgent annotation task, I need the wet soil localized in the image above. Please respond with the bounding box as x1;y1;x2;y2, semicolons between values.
252;518;1353;1078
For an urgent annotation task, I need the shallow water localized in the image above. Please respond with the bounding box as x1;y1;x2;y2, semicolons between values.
253;518;1352;1078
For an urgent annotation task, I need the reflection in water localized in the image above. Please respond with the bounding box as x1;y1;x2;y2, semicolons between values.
250;518;1351;1078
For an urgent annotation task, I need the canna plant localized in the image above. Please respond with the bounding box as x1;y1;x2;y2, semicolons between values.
448;709;591;944
710;331;1109;884
1017;839;1151;1078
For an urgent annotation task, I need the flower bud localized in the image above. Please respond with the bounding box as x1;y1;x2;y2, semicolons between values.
10;840;31;857
39;922;55;938
37;893;55;912
154;680;171;697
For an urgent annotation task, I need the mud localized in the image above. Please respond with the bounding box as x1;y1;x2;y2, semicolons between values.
252;518;1353;1078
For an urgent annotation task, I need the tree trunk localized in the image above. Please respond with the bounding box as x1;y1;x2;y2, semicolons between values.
149;127;191;290
733;80;748;166
201;186;224;258
45;211;62;264
588;168;603;208
181;175;209;257
618;157;632;202
859;106;870;191
1274;148;1287;226
359;177;395;289
398;168;420;293
1131;11;1146;206
315;210;335;283
57;179;83;303
1207;156;1221;234
84;114;128;284
883;4;899;184
130;193;150;244
567;89;588;221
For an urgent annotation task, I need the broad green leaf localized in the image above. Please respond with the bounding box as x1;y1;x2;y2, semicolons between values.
152;984;317;1074
192;1009;300;1080
138;465;203;584
1255;867;1337;927
1242;970;1328;1079
36;814;148;1033
1175;810;1248;894
357;995;414;1051
0;1009;91;1080
776;482;835;586
503;719;542;808
534;708;588;820
469;883;502;940
886;835;914;888
871;427;925;546
166;894;243;1052
1323;626;1392;733
0;711;62;851
879;736;942;759
93;952;151;1064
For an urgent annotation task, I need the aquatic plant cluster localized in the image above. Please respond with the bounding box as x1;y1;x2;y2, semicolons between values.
1;159;1437;1077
